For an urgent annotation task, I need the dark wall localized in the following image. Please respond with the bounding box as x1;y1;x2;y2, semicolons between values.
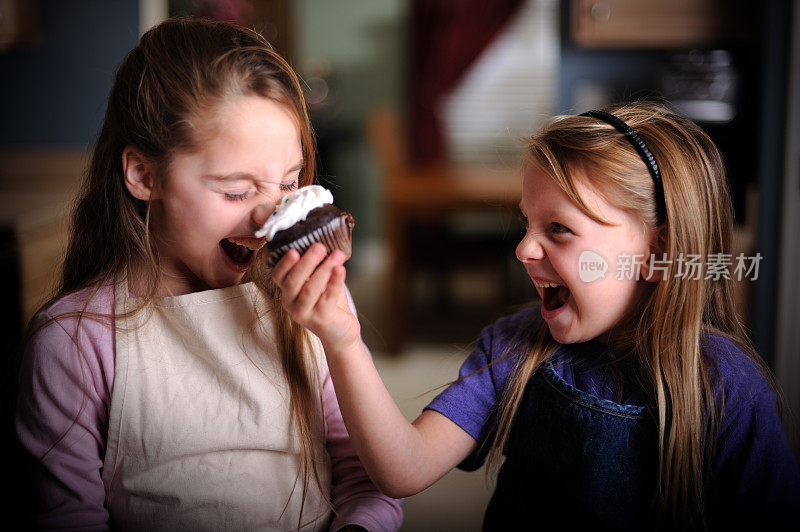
0;0;139;146
752;0;791;366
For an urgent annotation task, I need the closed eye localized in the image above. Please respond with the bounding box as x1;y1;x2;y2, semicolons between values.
224;191;251;202
280;180;298;192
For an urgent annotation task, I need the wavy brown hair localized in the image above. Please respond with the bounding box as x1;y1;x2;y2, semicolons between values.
485;102;778;527
28;18;328;525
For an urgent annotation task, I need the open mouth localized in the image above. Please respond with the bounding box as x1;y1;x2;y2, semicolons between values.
535;280;571;312
219;237;266;265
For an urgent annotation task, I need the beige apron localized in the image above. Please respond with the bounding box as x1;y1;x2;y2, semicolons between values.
102;277;331;531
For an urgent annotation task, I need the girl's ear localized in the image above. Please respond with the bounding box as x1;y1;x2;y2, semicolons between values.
641;226;668;283
122;147;158;201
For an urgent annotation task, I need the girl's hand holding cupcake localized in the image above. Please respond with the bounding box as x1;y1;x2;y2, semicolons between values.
255;183;361;348
271;243;362;350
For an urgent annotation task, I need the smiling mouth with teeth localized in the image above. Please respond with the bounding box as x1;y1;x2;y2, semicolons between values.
533;280;571;311
219;237;267;264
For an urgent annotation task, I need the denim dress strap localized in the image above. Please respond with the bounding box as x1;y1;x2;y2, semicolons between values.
483;360;659;531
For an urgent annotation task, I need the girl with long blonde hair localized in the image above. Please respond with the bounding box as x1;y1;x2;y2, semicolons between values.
273;102;799;529
15;18;401;531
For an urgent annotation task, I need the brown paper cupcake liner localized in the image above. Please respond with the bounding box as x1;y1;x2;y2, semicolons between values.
267;213;354;268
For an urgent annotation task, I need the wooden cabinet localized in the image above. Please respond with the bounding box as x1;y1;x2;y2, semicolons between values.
0;149;86;321
571;0;749;49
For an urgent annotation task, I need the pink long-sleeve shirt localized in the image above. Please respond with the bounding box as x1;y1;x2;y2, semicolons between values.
15;283;401;531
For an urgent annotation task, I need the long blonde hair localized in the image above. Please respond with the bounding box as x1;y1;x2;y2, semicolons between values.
486;102;776;526
25;18;328;525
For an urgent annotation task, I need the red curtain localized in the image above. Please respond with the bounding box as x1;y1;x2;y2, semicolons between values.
408;0;524;164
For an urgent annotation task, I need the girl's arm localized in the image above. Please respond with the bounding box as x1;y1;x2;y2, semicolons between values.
325;288;403;531
707;346;800;524
272;245;478;498
15;304;114;530
324;369;403;531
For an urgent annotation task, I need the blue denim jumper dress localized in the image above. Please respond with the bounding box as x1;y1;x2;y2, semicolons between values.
482;360;659;531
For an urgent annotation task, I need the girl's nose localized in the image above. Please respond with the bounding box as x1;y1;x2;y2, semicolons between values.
516;231;545;263
251;203;272;230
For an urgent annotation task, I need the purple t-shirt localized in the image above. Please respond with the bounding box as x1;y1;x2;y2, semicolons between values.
426;305;800;519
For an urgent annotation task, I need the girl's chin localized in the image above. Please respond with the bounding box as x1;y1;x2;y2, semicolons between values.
548;322;618;346
544;308;588;344
548;327;581;345
545;317;574;343
211;268;248;289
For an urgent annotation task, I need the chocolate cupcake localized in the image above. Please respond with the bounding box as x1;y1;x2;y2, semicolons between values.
256;185;354;268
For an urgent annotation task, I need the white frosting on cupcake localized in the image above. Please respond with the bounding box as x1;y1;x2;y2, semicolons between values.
255;185;334;240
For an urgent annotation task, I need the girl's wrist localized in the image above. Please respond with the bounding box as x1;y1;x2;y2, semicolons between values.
324;336;365;361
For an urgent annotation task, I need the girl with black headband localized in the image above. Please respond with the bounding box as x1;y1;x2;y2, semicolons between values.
272;101;800;529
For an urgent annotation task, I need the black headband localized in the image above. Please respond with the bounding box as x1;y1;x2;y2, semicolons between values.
580;109;666;223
